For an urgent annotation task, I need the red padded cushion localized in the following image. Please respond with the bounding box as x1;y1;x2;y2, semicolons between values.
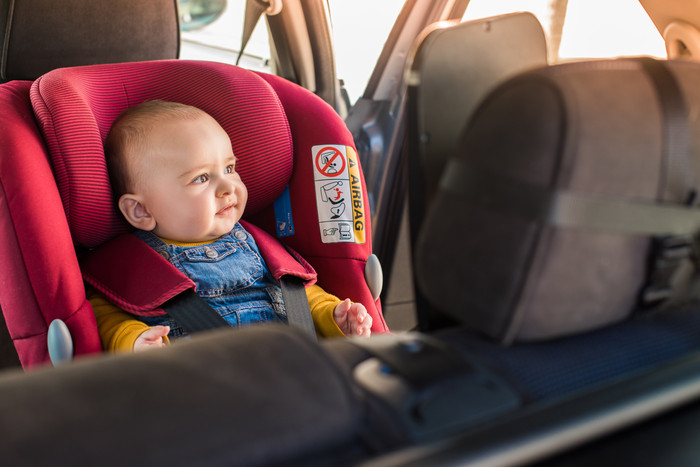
0;80;103;367
30;60;293;248
252;73;388;333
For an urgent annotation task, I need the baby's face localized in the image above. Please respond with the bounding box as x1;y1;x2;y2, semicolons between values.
131;115;247;242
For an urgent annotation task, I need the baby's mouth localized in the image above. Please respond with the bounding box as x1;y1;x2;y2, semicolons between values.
217;203;235;216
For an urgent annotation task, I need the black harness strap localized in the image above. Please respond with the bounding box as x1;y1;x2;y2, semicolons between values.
161;289;229;332
280;276;317;341
161;278;318;341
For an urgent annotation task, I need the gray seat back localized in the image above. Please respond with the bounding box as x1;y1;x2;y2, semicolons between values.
415;58;700;342
406;12;547;223
0;0;179;82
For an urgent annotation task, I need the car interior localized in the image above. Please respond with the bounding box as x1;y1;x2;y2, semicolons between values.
3;0;700;465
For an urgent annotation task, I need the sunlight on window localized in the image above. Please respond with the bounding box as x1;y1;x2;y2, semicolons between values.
463;0;665;61
464;0;552;30
328;0;404;104
179;0;271;72
558;0;665;59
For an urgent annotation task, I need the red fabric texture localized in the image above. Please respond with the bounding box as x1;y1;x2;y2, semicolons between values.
251;73;388;332
0;81;102;367
30;60;293;248
81;234;196;317
240;220;317;285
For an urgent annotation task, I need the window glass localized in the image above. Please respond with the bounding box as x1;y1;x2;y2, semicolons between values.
327;0;405;105
179;0;272;72
179;0;227;31
178;0;405;105
463;0;665;61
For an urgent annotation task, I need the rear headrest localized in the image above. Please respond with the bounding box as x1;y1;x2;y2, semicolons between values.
0;0;179;81
30;60;293;248
407;13;547;215
414;58;700;341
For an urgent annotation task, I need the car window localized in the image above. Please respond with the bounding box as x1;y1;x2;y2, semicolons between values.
179;0;272;72
327;0;405;105
463;0;666;62
178;0;405;107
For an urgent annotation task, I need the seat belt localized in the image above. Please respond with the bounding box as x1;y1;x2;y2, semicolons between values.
237;0;267;66
636;58;696;307
161;289;229;332
637;57;691;204
280;275;317;341
162;277;318;341
237;0;283;66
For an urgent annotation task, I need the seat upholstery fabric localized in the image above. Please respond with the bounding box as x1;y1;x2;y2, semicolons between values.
0;81;102;366
0;0;179;81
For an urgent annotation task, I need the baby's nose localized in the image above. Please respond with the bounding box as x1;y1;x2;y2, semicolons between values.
229;188;238;204
217;179;234;197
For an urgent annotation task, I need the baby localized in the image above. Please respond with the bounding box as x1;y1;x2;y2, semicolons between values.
90;100;371;351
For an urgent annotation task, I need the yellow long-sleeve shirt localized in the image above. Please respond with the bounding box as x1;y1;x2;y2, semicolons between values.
89;284;345;352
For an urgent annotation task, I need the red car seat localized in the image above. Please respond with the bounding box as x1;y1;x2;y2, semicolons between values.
0;0;181;368
0;59;387;368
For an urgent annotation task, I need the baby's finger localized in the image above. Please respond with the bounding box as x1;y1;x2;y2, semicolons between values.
355;308;370;324
352;304;368;319
334;298;352;319
153;325;171;337
359;315;372;337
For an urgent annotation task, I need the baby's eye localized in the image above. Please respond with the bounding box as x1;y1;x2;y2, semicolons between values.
224;164;235;174
192;173;209;184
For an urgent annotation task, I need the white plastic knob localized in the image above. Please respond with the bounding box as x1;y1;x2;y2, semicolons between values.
364;254;383;301
48;319;74;366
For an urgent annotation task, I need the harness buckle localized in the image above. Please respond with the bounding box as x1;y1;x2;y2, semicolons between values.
639;235;695;307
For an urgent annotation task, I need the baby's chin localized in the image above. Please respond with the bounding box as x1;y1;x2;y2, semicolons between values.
154;227;232;244
166;217;239;243
203;222;239;241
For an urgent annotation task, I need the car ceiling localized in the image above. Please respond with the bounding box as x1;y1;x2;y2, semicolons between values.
641;0;700;37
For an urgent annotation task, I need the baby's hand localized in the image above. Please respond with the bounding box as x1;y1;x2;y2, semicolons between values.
333;299;372;337
133;325;170;351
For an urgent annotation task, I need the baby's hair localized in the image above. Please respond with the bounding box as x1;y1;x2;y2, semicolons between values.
105;100;209;198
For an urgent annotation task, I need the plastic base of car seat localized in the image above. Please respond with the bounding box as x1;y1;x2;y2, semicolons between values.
352;333;521;442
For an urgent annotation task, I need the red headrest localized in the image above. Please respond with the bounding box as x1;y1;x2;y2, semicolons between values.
30;60;293;248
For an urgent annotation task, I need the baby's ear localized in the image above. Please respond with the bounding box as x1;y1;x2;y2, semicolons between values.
118;194;156;231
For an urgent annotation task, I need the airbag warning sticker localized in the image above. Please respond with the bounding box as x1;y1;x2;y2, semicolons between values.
312;145;365;244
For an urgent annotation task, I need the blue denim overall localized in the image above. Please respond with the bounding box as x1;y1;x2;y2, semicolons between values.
133;223;287;337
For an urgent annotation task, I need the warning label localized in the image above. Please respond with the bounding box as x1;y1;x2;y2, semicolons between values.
312;145;365;244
